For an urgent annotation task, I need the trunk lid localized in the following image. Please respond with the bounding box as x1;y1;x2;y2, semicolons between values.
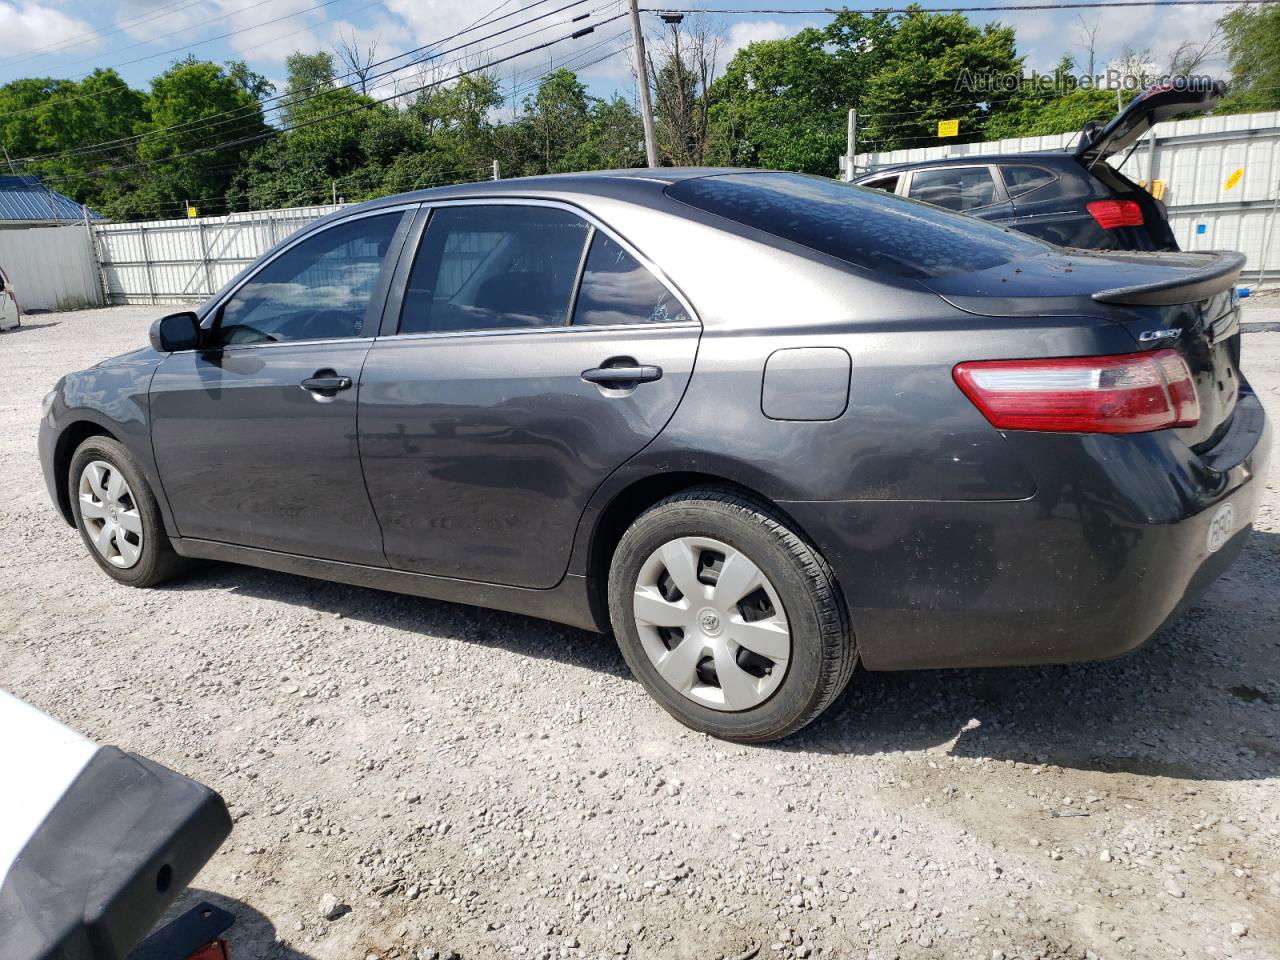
924;248;1246;448
1075;79;1226;165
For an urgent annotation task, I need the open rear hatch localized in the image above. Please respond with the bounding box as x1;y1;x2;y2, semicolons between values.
924;248;1246;449
1075;79;1227;165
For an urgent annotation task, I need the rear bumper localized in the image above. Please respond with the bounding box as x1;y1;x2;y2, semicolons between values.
782;387;1272;670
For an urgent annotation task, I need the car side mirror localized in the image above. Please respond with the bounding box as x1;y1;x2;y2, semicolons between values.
149;311;202;352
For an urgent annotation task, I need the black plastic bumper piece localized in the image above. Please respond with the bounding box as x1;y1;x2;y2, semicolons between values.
0;747;232;960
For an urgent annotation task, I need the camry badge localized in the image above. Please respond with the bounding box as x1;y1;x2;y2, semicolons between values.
1138;328;1182;342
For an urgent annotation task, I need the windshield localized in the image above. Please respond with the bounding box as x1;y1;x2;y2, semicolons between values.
666;171;1050;280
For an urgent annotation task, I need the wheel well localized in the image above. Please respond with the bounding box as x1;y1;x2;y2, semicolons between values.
53;422;117;525
584;471;805;630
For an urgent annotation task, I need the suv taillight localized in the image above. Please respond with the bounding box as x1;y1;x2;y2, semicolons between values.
953;349;1200;433
1087;198;1144;228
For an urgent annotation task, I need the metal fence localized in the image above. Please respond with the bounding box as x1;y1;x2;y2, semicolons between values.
93;205;342;305
855;109;1280;282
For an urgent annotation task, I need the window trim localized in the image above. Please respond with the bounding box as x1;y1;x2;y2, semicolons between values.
193;204;418;351
380;197;700;341
902;164;1009;212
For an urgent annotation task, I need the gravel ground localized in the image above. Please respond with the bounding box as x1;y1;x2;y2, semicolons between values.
2;305;1279;960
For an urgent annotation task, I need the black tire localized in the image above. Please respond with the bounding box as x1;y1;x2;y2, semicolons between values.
608;486;855;743
68;435;186;587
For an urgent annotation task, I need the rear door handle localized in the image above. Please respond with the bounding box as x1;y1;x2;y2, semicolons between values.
300;375;352;393
581;365;663;385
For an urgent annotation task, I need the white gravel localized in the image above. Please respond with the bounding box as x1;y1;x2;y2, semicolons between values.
2;305;1279;960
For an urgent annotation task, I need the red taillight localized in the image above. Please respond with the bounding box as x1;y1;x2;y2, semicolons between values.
953;349;1200;434
1087;198;1144;228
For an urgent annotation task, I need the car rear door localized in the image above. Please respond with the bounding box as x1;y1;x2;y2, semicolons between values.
904;165;1013;222
357;200;701;589
149;207;414;565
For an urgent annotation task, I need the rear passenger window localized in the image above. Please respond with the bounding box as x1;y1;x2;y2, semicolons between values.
399;205;589;334
1001;165;1057;199
572;233;689;326
908;167;997;211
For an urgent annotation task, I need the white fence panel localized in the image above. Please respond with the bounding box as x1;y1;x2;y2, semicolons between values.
94;205;342;305
0;224;102;312
855;109;1280;280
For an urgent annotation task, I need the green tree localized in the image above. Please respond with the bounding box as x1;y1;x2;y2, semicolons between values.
0;71;148;211
1218;3;1280;112
982;57;1116;140
111;58;269;219
859;8;1022;151
706;11;894;174
280;51;337;124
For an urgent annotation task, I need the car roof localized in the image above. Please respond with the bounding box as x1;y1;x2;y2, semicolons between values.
345;167;748;214
857;151;1078;179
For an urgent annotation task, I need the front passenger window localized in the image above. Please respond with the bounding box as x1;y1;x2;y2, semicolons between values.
217;213;402;345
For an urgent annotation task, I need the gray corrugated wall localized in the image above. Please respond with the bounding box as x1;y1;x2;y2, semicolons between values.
0;224;102;312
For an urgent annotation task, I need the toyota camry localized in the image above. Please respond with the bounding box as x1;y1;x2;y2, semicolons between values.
38;169;1271;742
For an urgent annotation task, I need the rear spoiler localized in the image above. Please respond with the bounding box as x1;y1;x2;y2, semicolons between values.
1091;250;1246;306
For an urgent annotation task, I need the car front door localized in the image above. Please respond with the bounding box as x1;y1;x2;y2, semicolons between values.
149;207;413;564
905;165;1013;222
358;200;701;589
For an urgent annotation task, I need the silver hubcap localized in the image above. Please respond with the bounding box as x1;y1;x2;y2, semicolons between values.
632;536;790;712
78;460;143;569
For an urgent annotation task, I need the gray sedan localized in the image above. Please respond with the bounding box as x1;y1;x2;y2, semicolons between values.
38;170;1271;742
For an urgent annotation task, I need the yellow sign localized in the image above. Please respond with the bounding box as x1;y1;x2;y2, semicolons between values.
937;119;959;138
186;206;198;218
1224;168;1244;191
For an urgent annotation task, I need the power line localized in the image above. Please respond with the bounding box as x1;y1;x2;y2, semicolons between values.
7;0;593;142
34;14;630;183
642;0;1275;11
11;0;599;154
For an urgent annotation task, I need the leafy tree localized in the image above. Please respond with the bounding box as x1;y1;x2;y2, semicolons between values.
983;57;1116;141
107;58;269;219
280;51;338;124
706;11;894;174
0;71;148;211
859;8;1022;150
1218;3;1280;112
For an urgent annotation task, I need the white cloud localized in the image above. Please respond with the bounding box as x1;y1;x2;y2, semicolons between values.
1006;4;1227;79
722;19;792;62
0;0;97;56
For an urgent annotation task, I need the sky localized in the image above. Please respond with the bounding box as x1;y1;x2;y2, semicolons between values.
0;0;1233;120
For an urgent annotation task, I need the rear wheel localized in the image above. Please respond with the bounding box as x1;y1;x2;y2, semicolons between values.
608;487;854;742
68;436;185;587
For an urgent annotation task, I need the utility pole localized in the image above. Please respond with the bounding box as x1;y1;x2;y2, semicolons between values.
492;159;501;180
627;0;659;168
844;109;858;182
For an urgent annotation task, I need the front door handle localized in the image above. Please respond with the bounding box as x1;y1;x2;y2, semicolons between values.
581;364;663;385
300;374;353;393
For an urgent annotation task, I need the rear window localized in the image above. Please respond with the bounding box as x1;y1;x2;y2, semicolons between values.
666;172;1047;280
1001;165;1057;199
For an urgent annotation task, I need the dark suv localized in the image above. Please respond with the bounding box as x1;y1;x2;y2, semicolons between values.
854;81;1226;251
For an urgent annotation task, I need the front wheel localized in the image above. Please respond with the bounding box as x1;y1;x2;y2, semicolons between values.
608;487;855;743
68;436;185;587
